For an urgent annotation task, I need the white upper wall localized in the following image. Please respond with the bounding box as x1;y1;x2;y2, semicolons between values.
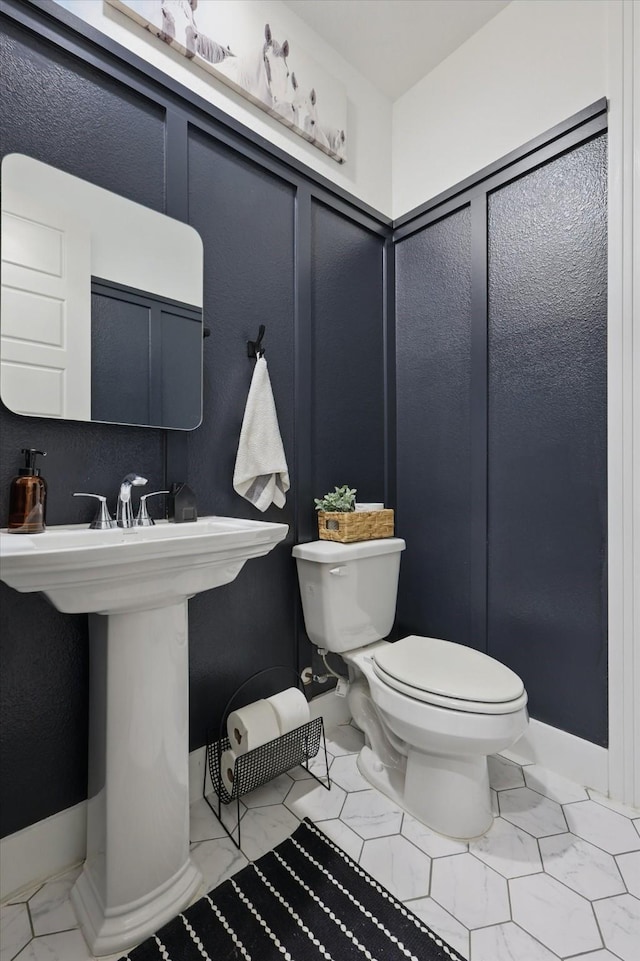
53;0;393;215
392;0;608;219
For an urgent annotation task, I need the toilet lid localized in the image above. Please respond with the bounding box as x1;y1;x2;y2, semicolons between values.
372;635;525;705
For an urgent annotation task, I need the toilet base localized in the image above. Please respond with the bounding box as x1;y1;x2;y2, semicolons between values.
357;744;494;840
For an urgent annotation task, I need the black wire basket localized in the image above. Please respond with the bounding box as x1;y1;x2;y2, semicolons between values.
203;668;331;850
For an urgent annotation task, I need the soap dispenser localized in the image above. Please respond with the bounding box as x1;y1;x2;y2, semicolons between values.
8;449;47;533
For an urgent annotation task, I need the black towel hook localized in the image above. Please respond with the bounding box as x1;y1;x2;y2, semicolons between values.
247;324;266;359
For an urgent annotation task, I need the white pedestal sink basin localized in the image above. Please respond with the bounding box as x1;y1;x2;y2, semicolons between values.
0;516;288;956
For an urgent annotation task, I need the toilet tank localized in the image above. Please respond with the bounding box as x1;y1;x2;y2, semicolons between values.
292;538;406;653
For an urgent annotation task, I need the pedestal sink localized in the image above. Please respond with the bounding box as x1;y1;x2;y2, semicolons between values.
0;516;288;956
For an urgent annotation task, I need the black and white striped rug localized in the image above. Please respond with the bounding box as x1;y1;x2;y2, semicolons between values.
120;818;460;961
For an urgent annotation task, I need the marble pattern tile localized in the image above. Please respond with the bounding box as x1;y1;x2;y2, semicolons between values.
359;835;431;901
616;850;640;898
524;764;589;804
14;930;90;960
470;921;558;961
241;773;294;808
470;816;543;879
499;787;567;837
539;833;626;900
510;873;603;956
287;748;333;780
189;795;235;843
340;789;403;839
284;778;346;822
324;724;365;756
430;853;510;929
564;800;640;854
0;902;32;961
488;754;525;791
401;812;468;859
28;868;81;937
327;753;370;793
4;727;638;961
570;952;629;961
593;893;640;961
404;897;469;959
189;834;248;892
5;883;43;905
234;803;300;863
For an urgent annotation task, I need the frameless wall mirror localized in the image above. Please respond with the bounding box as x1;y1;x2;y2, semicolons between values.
0;154;204;429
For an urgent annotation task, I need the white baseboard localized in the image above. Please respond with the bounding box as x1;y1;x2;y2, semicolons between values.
502;718;609;794
1;690;352;903
0;800;86;902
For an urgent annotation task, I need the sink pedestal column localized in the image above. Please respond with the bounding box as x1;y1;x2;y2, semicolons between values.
71;599;203;957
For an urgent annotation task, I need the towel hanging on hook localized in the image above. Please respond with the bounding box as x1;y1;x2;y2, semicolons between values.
247;324;266;359
234;332;290;511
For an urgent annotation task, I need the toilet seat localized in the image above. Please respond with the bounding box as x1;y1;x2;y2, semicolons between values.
371;635;527;715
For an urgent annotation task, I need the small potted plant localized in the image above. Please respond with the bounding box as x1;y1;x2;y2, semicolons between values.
314;486;394;543
314;485;357;514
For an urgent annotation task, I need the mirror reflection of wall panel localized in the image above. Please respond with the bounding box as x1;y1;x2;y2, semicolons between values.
0;154;204;429
90;278;203;427
158;306;203;429
1;208;91;418
90;283;151;425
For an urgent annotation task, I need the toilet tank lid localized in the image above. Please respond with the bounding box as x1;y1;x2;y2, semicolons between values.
292;537;406;563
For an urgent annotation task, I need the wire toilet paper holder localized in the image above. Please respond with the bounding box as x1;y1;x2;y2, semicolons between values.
203;667;331;851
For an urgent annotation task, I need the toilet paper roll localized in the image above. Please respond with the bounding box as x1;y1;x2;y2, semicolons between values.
227;699;280;754
266;687;310;735
221;748;238;796
355;502;384;511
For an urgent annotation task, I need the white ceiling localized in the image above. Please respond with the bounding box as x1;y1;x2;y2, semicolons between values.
282;0;511;100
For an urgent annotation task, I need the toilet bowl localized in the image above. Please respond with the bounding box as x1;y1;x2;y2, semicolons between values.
292;538;528;839
346;640;528;838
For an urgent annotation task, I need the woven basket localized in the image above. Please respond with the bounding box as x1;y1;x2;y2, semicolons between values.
317;509;394;544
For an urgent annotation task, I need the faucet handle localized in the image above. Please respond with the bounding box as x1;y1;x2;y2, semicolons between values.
136;490;170;527
73;493;116;530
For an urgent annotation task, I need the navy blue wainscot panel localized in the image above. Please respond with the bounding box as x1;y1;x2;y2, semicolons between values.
185;131;297;745
395;207;474;648
487;134;608;745
310;201;386;506
0;20;166;837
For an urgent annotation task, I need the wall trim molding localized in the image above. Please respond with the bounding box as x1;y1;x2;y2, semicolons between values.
0;691;352;902
503;719;609;795
606;0;640;808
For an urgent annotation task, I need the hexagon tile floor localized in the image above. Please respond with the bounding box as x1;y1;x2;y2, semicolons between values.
2;724;639;961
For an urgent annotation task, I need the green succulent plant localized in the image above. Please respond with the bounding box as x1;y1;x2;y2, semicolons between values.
314;485;357;513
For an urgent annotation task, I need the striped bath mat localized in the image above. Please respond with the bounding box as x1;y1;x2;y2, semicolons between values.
121;818;461;961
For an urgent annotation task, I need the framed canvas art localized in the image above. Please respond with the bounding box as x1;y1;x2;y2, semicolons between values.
107;0;348;163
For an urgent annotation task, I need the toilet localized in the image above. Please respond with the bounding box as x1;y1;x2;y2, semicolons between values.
292;537;528;839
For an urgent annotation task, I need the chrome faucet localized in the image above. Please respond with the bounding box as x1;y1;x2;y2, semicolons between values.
116;473;148;528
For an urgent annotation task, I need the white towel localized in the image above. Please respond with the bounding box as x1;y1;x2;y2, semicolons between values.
233;355;290;511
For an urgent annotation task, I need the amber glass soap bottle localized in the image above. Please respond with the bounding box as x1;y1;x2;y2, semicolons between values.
8;448;47;533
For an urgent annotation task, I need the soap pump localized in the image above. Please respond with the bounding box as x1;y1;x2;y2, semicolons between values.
8;449;47;534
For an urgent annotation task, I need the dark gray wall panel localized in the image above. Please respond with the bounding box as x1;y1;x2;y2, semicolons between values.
185;131;297;745
0;21;167;837
487;134;608;745
395;207;474;646
0;21;165;209
310;202;385;504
